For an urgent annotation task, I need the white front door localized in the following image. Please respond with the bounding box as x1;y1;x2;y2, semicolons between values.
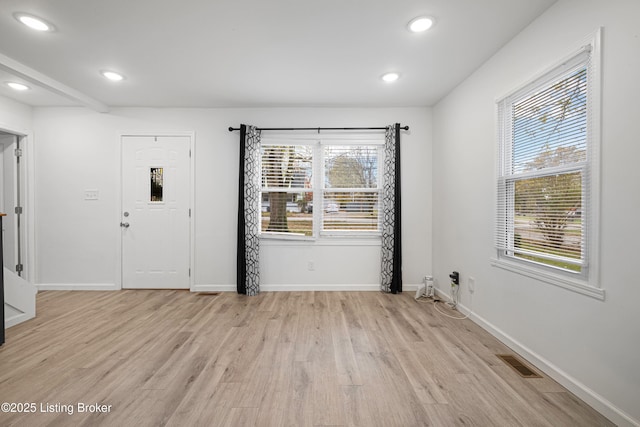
121;135;191;289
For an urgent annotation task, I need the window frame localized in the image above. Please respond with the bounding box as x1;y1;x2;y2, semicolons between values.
259;133;385;242
493;30;603;300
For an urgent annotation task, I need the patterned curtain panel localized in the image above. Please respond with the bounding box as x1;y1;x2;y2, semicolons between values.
381;123;403;293
236;124;261;296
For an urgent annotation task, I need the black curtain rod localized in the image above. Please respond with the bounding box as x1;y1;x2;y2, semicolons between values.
228;125;409;132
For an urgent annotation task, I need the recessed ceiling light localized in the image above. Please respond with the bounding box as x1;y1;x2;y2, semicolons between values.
408;16;435;33
14;13;53;32
6;82;30;91
382;72;400;83
101;70;125;82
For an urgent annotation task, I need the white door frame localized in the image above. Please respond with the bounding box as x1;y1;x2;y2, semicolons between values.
0;125;35;284
116;131;195;291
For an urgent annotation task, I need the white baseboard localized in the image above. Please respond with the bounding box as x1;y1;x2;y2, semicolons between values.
191;284;236;293
432;286;638;427
36;283;421;293
262;284;380;291
37;283;120;291
193;283;421;292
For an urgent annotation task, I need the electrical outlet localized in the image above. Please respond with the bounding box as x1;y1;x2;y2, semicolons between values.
468;276;475;293
307;261;315;271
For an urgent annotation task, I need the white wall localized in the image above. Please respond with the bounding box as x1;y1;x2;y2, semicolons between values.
32;107;432;290
432;0;640;425
0;95;32;134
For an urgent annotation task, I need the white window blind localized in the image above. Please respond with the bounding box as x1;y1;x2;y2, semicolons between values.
497;45;594;276
260;144;313;236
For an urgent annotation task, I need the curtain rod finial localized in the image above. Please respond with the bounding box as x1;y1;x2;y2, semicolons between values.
228;127;235;132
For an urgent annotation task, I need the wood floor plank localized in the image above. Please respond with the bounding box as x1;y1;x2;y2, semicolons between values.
330;310;363;386
0;290;615;427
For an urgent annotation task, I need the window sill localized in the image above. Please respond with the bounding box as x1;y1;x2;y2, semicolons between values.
260;234;381;247
490;257;605;301
260;233;315;242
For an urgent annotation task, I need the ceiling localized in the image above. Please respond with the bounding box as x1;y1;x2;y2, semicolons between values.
0;0;556;111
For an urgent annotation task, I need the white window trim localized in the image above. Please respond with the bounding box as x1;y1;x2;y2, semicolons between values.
259;133;385;242
493;28;603;300
490;257;604;300
261;236;382;247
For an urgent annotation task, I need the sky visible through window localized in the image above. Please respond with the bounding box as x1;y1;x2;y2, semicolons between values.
512;67;587;173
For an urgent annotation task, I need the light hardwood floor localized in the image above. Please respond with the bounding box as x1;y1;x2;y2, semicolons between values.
0;290;613;426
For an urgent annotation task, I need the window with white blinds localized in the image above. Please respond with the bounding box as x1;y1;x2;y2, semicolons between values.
496;39;600;285
260;138;383;238
261;144;313;236
322;145;381;233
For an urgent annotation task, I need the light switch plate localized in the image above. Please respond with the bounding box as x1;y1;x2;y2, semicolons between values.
84;189;99;200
